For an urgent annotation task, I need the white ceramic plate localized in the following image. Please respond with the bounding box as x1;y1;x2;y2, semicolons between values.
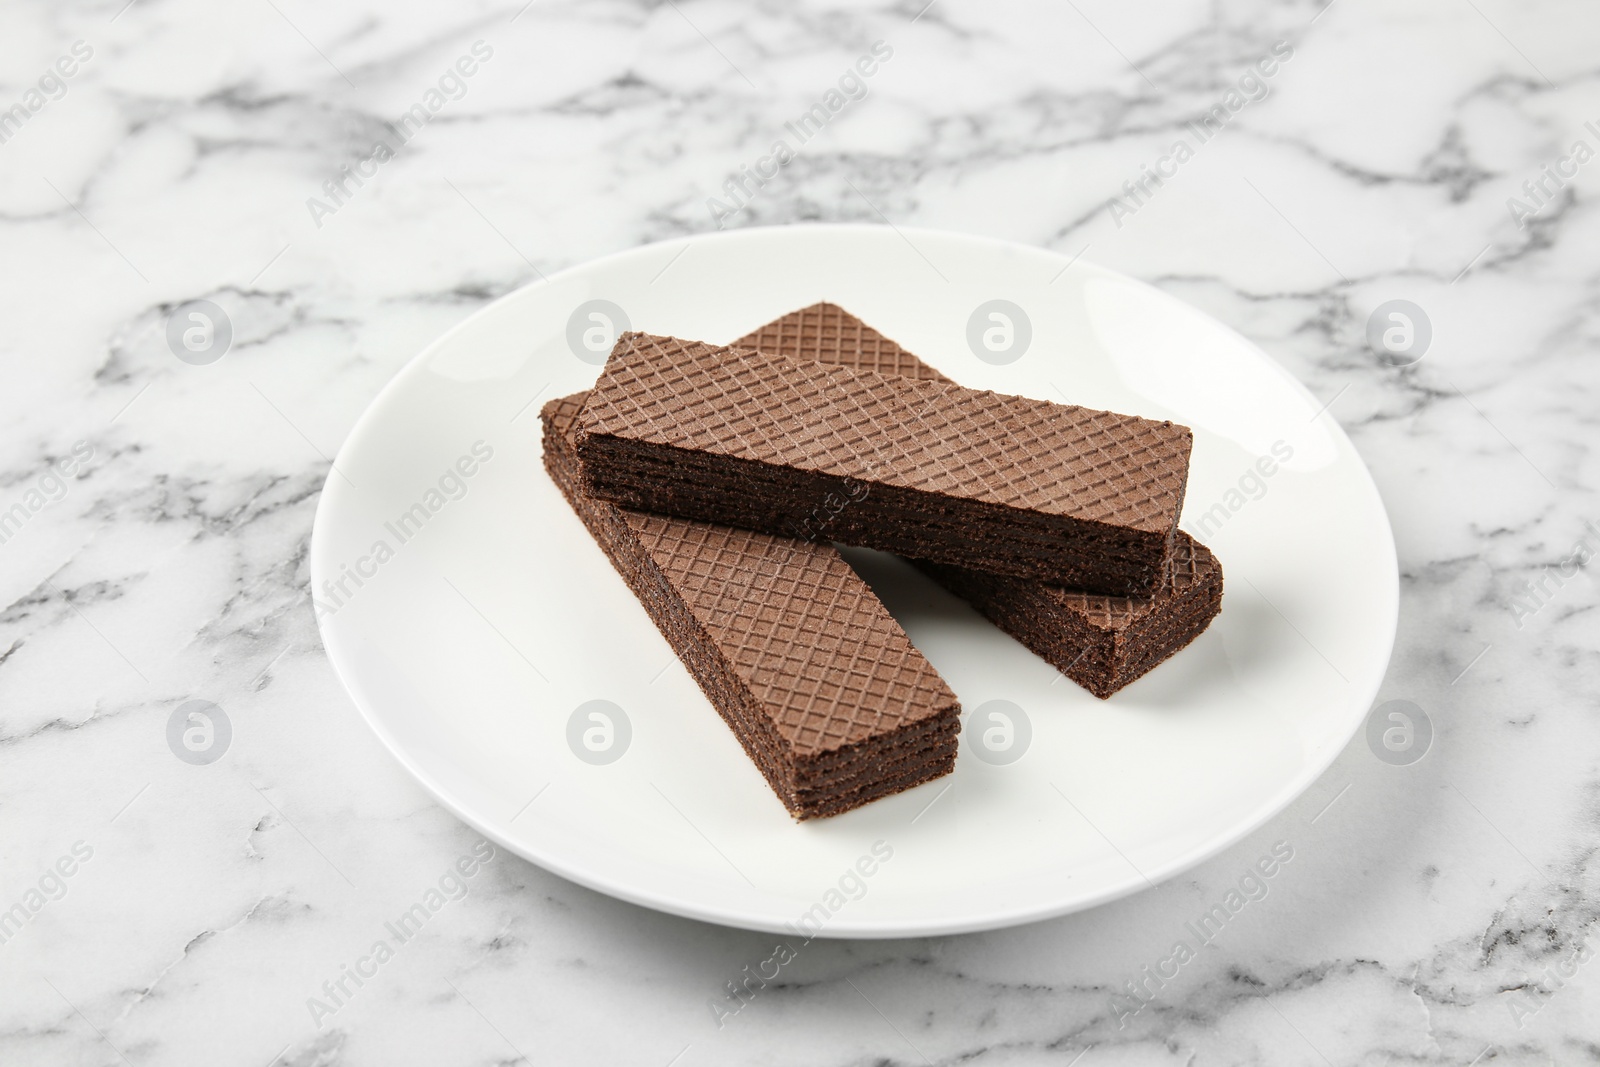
310;224;1397;937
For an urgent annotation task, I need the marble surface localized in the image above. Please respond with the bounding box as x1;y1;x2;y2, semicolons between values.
1;0;1597;1063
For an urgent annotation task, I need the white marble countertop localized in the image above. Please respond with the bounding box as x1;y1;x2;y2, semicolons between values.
3;0;1597;1063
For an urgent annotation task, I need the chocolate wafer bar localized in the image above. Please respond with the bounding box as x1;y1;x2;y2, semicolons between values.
737;303;1223;698
542;394;959;820
575;333;1193;596
916;533;1221;697
737;301;951;382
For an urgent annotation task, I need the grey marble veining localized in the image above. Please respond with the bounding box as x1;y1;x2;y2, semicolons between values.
1;0;1598;1063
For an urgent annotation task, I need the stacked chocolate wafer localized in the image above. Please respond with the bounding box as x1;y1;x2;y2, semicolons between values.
739;305;1224;699
542;303;1222;819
